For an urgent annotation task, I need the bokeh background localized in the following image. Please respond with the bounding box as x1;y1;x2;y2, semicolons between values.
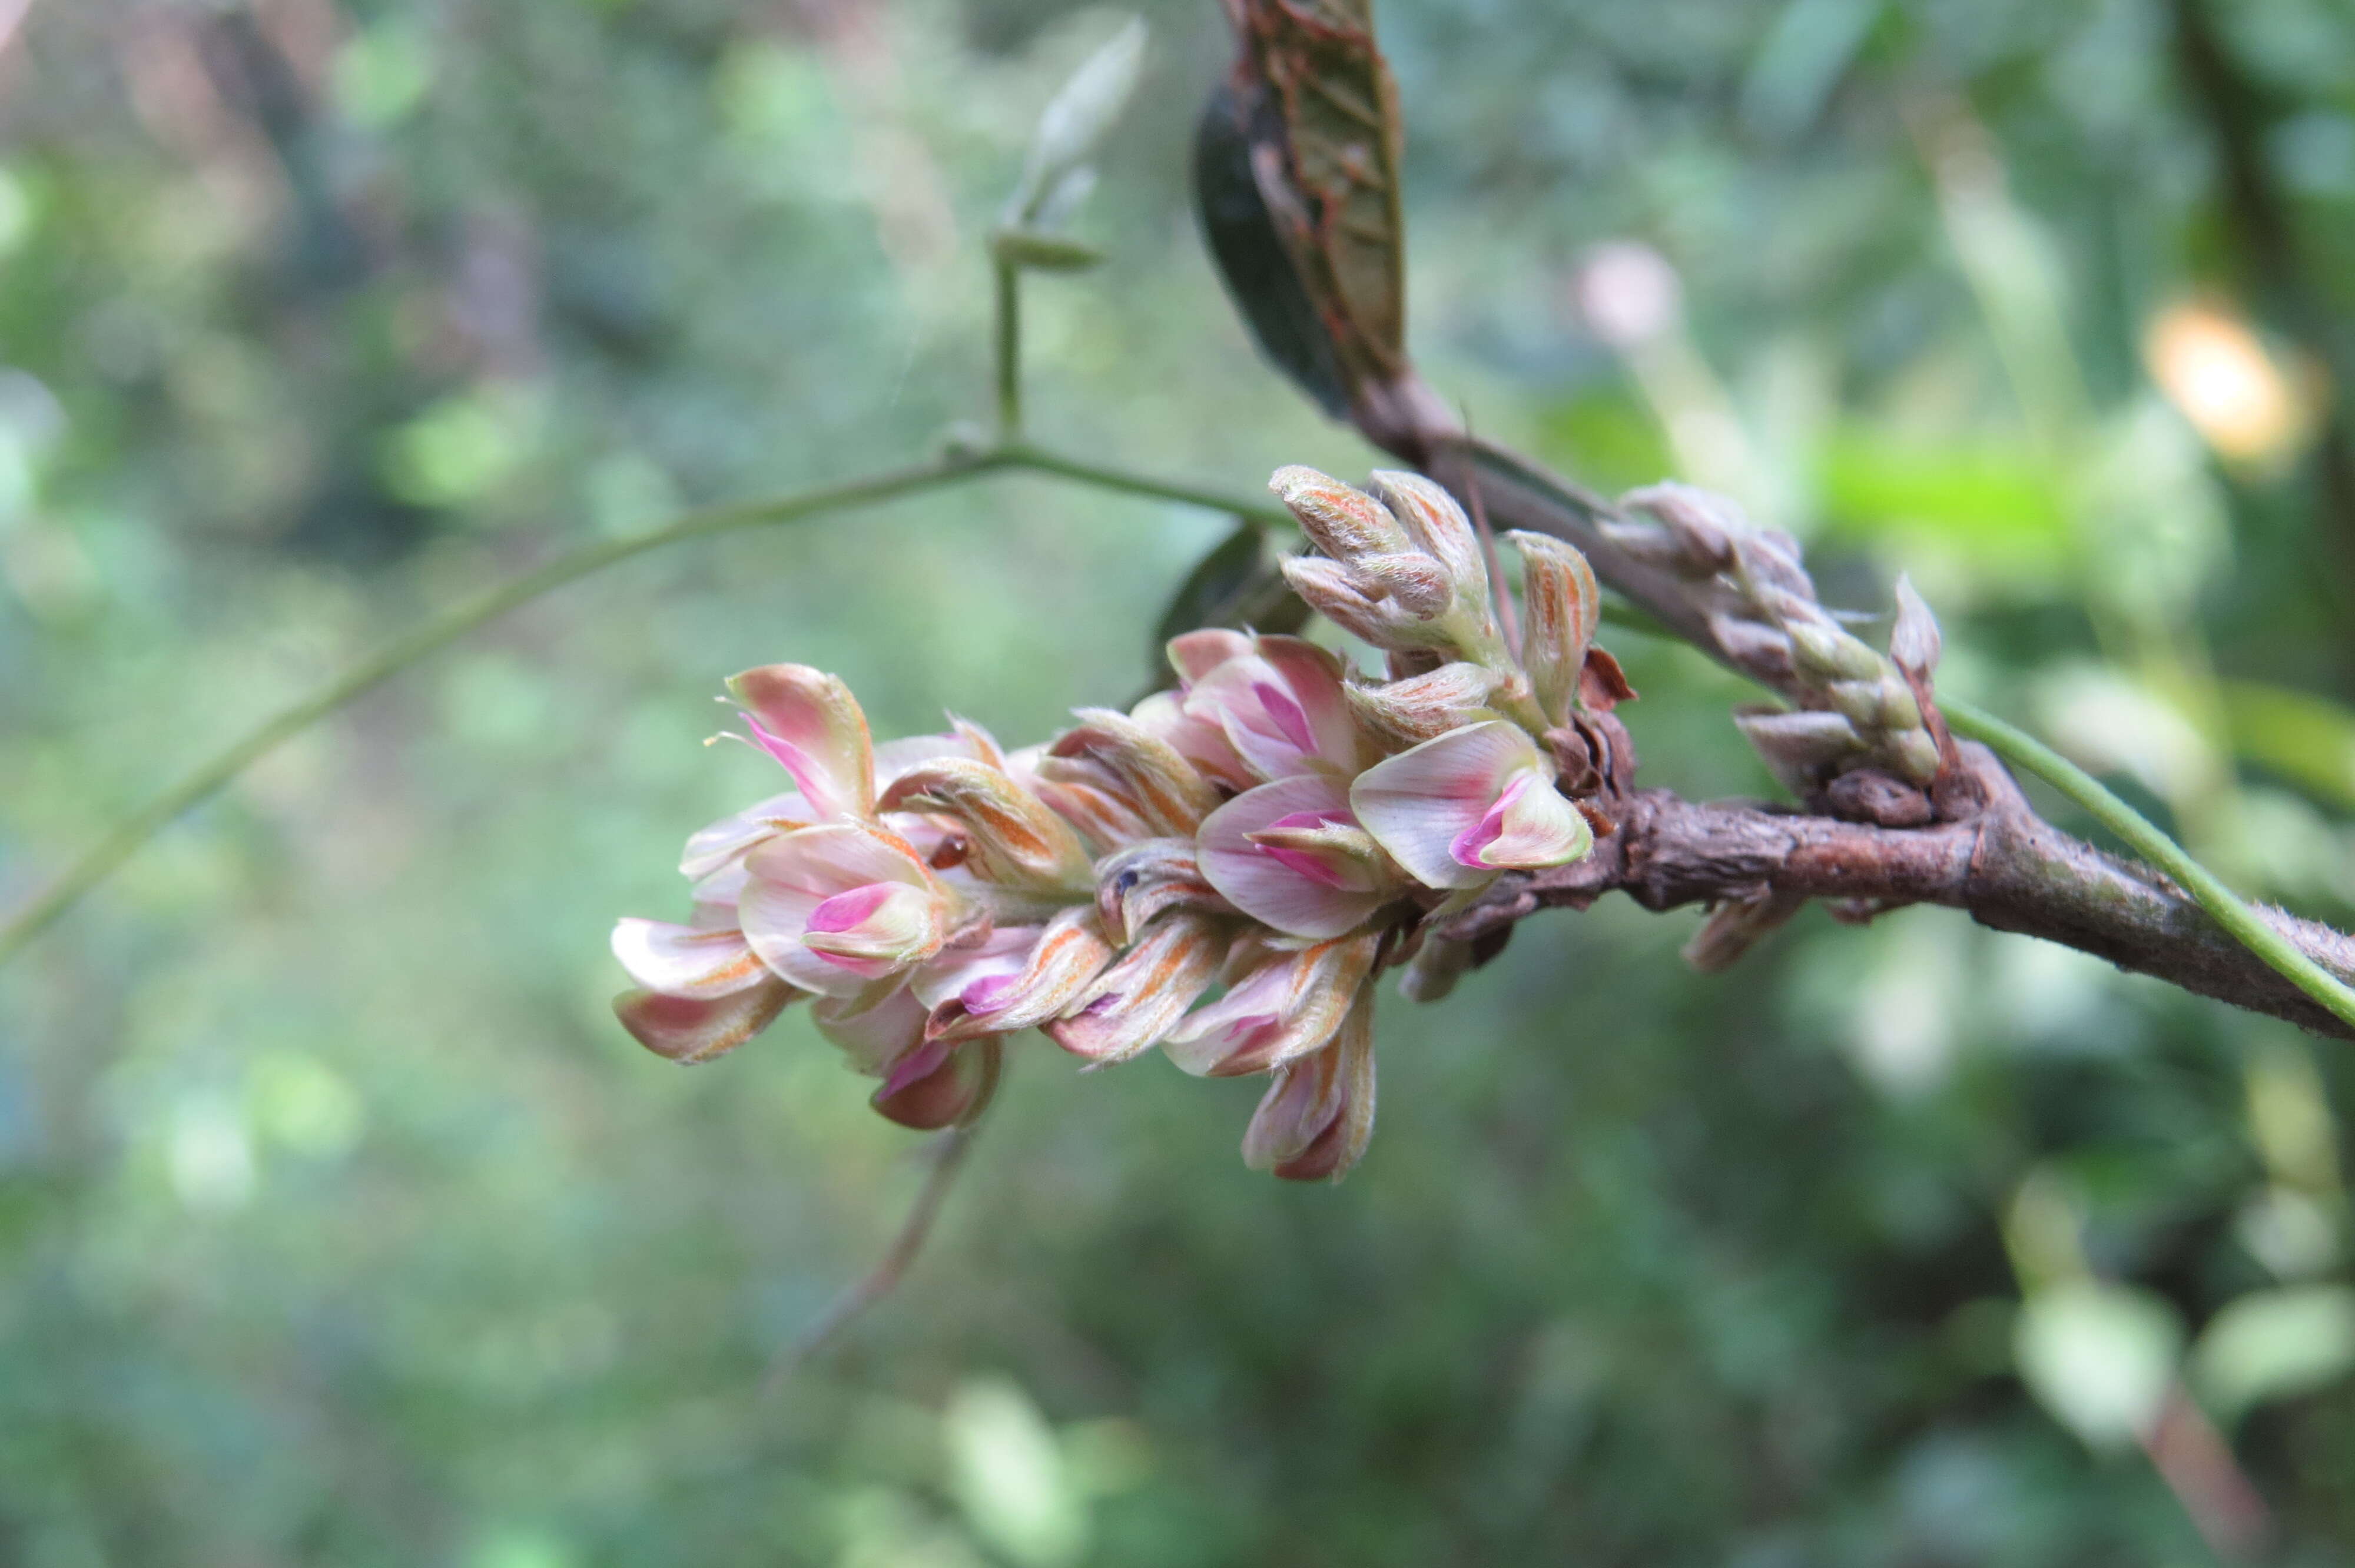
6;0;2355;1561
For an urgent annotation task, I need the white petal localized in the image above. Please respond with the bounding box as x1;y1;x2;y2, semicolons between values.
1349;721;1534;889
680;790;815;879
611;918;769;999
1198;777;1386;940
811;982;930;1077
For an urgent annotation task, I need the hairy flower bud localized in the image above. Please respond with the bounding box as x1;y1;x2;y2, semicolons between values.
1615;483;1737;575
1242;982;1375;1181
924;905;1115;1044
1093;838;1233;944
1270;464;1414;559
1732;706;1862;796
1370;470;1489;604
1043;708;1222;836
1343;662;1503;748
1506;530;1601;725
1785;619;1888;687
880;758;1094;895
1045;912;1228;1064
1889;574;1942;680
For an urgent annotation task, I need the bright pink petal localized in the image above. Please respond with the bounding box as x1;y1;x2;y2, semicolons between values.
739;825;947;996
798;882;947;976
1253;636;1362;769
727;664;875;820
1186;639;1359;781
1349;721;1535;889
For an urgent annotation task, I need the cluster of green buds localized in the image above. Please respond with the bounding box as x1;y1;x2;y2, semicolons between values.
1599;483;1944;799
611;467;1632;1181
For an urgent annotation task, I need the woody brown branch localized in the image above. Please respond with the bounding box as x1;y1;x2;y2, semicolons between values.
1441;744;2355;1041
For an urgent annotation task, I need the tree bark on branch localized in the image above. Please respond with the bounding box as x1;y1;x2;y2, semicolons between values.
1443;743;2355;1041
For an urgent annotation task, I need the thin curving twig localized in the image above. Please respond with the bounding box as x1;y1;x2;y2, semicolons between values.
0;445;1289;969
1942;696;2355;1031
762;1039;1004;1396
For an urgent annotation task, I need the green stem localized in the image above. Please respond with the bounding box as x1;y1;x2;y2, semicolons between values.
0;443;1295;968
995;261;1022;438
998;442;1293;530
0;454;994;969
1942;695;2355;1031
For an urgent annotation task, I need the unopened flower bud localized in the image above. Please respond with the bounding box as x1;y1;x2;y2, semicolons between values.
1357;552;1456;618
1094;838;1233;944
1617;483;1737;575
1885;727;1943;785
1889;574;1942;680
881;758;1094;895
1279;554;1385;636
1370;470;1488;603
1506;530;1600;725
1044;708;1221;837
1785;619;1888;687
1270;464;1414;559
1344;662;1504;747
1046;912;1228;1064
1707;613;1795;682
1732;706;1862;796
1241;983;1376;1181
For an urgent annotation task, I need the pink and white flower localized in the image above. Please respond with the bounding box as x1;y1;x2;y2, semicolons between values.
1163;931;1382;1078
1176;633;1366;783
728;663;877;821
739;822;957;996
1196;773;1398;940
1349;720;1594;890
1241;982;1376;1181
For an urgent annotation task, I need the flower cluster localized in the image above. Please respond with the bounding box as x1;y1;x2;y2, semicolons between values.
611;467;1632;1180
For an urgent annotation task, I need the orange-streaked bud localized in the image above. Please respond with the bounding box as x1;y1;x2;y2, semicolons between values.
881;758;1094;895
1343;662;1504;747
1043;707;1222;836
1370;470;1488;609
1505;530;1600;725
1271;464;1414;559
1163;929;1382;1077
926;905;1115;1044
1093;838;1235;944
1242;980;1376;1181
1044;912;1229;1064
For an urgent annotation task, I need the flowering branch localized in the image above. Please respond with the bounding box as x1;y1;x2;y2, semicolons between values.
1196;0;2355;1042
1441;742;2355;1042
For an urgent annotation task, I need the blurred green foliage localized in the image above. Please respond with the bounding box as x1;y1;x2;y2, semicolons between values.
6;0;2355;1562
